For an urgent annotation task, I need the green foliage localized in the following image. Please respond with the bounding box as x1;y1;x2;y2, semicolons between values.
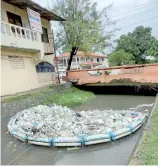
139;103;158;164
108;50;135;66
2;86;94;108
52;0;115;54
41;87;95;108
146;40;158;58
116;26;156;64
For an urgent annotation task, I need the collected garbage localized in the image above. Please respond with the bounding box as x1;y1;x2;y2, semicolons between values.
8;104;148;146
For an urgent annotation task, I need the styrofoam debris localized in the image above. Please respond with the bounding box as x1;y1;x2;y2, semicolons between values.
8;104;147;138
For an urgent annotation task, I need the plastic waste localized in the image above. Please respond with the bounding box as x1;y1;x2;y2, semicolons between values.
7;104;147;146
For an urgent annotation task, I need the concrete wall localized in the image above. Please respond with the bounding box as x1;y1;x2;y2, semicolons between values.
1;55;38;96
67;64;158;85
1;49;55;96
43;55;53;65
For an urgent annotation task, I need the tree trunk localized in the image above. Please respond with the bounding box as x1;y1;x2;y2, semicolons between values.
67;47;78;71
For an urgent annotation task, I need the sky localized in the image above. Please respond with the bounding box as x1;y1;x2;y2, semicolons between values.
33;0;158;53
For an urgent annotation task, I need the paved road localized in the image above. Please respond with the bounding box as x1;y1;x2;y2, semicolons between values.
1;95;155;165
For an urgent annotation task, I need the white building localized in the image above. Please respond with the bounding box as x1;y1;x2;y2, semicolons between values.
56;51;108;82
1;0;64;96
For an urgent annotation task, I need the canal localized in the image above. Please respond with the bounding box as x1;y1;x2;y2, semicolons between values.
1;94;155;165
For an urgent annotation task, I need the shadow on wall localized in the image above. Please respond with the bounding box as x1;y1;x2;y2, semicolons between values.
76;85;158;96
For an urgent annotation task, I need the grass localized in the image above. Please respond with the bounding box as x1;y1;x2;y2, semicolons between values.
2;86;95;108
137;101;158;165
2;87;52;103
41;87;95;108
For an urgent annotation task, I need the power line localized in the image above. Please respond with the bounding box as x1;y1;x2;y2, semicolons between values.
112;0;158;17
113;6;158;22
120;15;158;29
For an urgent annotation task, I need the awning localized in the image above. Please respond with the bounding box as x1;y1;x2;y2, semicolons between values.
3;0;65;21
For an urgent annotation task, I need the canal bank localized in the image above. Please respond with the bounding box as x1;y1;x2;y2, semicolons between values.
1;90;156;165
129;93;158;165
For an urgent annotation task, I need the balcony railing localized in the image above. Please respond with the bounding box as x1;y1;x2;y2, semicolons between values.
1;21;41;42
71;62;77;66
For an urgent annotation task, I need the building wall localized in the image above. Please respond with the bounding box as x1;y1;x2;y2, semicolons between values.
1;49;55;96
1;55;38;96
43;55;53;65
1;1;54;62
1;1;29;26
1;1;57;96
41;18;54;55
37;72;56;86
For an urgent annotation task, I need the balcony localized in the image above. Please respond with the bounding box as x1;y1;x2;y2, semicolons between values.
58;63;67;68
1;21;44;52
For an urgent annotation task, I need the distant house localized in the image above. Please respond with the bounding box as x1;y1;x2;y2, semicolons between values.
1;0;64;96
56;51;108;82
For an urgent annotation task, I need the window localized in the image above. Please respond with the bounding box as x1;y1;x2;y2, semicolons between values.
36;62;54;72
91;58;93;62
59;59;63;64
7;11;23;27
80;57;85;61
97;58;99;62
72;57;76;62
7;11;24;35
77;57;79;61
102;58;104;61
41;27;49;43
8;56;25;68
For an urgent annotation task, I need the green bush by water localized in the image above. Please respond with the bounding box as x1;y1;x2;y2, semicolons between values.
2;86;95;108
41;87;95;108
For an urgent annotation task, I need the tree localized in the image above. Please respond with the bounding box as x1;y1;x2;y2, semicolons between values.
108;50;135;66
52;0;115;70
115;26;156;64
146;40;158;58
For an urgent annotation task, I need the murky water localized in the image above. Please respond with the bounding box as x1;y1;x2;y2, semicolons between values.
66;95;155;165
74;94;155;111
2;94;156;165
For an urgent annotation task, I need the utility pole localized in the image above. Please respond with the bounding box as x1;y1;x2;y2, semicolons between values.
52;29;60;84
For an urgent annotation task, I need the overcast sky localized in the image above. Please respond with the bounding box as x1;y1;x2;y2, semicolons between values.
33;0;158;53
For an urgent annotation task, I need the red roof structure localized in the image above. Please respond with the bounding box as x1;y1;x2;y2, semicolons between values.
58;51;106;58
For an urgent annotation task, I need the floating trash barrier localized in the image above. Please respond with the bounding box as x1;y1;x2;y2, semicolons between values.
7;104;148;147
83;134;111;145
53;137;82;146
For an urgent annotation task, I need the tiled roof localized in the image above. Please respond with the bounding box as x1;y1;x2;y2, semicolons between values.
58;51;106;58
